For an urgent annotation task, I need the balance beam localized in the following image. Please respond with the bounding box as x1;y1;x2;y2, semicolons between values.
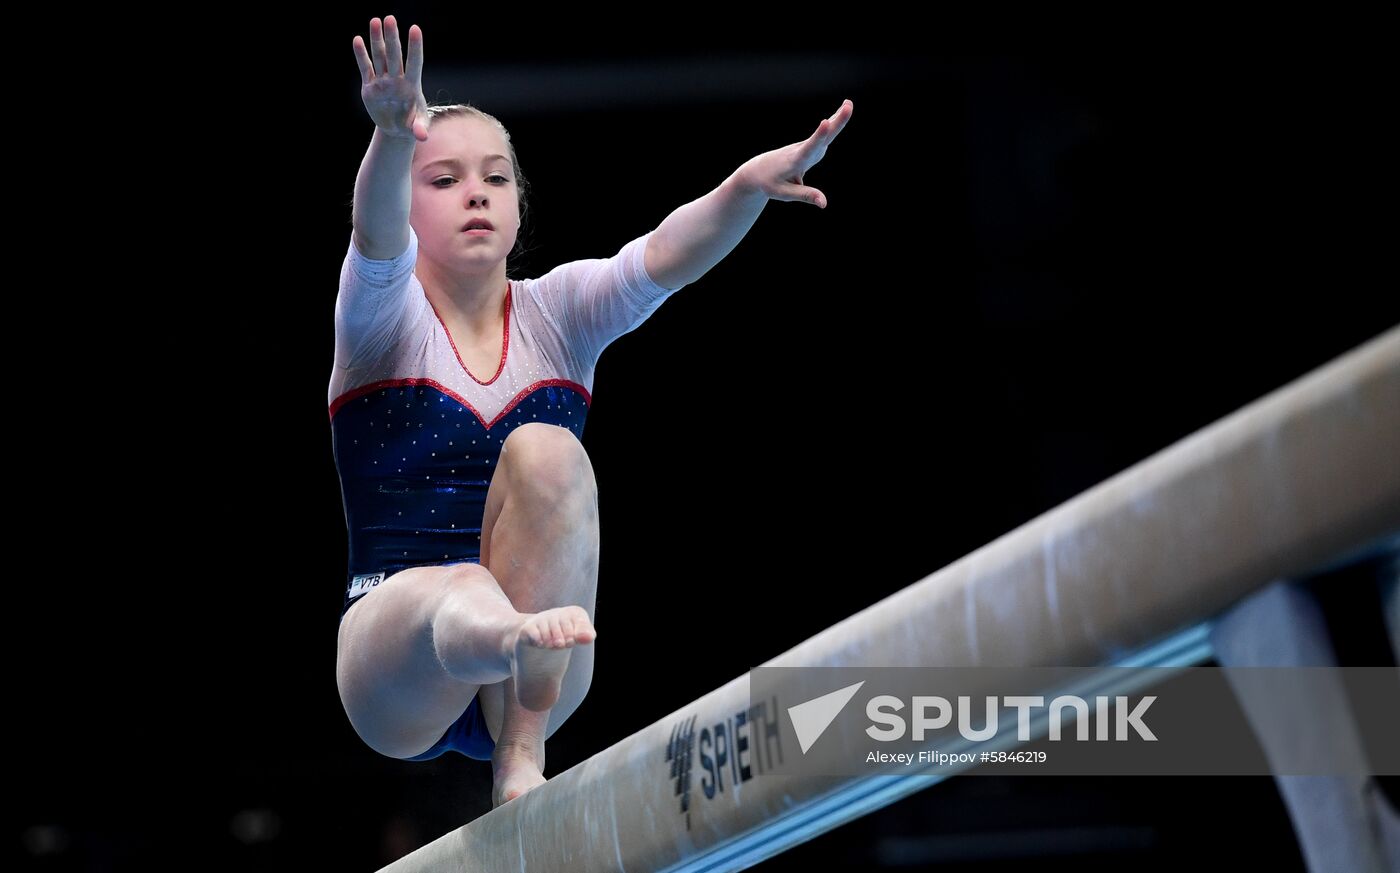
380;325;1400;872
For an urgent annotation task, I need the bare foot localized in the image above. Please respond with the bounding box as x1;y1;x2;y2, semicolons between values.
507;606;596;712
492;735;547;807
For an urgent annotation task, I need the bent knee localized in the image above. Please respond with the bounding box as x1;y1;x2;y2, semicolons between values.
335;565;487;703
336;568;491;758
336;680;473;762
338;566;451;646
501;422;597;498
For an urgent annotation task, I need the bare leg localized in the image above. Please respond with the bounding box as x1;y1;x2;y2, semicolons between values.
475;422;601;807
336;561;595;761
336;564;510;759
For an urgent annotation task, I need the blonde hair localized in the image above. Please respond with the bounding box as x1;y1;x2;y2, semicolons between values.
423;103;534;274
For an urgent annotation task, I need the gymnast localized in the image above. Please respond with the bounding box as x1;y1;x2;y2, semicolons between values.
331;15;853;807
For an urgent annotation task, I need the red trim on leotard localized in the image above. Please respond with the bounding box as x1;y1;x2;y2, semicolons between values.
423;280;512;386
328;376;592;428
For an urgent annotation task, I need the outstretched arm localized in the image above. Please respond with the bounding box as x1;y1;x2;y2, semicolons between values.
350;15;431;260
644;99;854;291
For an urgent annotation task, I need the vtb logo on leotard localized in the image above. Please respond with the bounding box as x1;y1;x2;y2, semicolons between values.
347;572;386;600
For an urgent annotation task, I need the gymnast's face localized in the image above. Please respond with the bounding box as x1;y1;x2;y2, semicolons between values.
410;115;521;276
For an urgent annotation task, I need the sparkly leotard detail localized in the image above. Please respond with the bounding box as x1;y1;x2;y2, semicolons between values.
329;225;683;619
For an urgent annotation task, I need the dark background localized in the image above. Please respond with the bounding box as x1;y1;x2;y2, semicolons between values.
20;10;1397;872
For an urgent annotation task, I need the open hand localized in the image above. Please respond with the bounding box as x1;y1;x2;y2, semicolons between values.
352;16;429;142
737;99;853;209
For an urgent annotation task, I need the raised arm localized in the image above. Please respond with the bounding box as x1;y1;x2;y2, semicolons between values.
644;99;854;290
350;16;430;260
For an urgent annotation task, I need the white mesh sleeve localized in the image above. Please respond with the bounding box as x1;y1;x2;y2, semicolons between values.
333;226;420;371
527;230;685;369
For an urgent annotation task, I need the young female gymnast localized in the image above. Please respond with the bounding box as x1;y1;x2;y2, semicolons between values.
332;15;853;807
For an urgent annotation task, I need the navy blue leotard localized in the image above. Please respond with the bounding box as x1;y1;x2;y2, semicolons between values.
328;225;683;758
